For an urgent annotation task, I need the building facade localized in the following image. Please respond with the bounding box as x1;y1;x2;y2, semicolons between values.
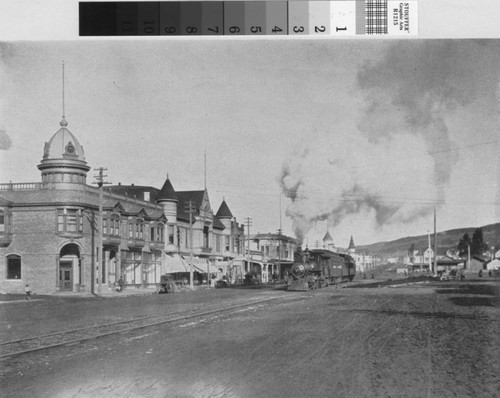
108;180;246;284
0;116;245;294
249;232;298;282
346;236;374;273
404;248;434;272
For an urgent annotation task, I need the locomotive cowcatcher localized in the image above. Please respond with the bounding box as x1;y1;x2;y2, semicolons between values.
287;248;356;291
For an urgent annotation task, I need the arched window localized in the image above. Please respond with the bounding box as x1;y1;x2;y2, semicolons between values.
6;254;21;279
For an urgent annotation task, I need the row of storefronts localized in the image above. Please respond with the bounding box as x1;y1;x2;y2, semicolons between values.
0;116;297;294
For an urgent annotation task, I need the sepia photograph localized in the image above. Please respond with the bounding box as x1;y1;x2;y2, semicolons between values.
0;2;499;398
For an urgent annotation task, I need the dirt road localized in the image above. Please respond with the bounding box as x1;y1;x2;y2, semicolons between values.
1;281;498;398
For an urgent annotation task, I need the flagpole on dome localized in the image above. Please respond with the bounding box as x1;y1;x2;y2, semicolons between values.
61;61;67;127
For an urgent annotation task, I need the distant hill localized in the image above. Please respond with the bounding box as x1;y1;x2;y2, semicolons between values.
356;222;500;260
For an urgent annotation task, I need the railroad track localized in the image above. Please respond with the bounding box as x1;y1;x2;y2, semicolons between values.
0;295;294;361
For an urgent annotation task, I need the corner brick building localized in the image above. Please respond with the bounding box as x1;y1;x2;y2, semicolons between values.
0;116;244;294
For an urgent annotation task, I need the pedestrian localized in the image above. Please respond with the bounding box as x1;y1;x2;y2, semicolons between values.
25;284;32;300
488;270;492;278
478;270;483;278
117;277;124;292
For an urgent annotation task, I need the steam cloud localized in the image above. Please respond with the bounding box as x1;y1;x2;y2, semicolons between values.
0;130;12;150
280;41;500;243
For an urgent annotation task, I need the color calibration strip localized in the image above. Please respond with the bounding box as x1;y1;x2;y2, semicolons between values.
79;1;418;36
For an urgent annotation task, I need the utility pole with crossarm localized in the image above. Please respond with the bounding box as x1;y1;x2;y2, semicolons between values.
93;167;110;294
185;200;196;288
245;217;252;275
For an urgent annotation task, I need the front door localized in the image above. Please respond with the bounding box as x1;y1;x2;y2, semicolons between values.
59;261;73;290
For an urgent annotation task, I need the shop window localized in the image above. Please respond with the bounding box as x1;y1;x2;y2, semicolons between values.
6;254;21;279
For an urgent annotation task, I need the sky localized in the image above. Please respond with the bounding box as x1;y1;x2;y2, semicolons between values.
1;39;499;248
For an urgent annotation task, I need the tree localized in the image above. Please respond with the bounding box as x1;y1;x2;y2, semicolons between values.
408;243;415;256
457;233;471;258
470;228;488;257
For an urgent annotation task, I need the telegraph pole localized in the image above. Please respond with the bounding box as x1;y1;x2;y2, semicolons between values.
245;217;252;274
277;228;282;280
93;167;110;294
428;230;432;272
433;206;437;275
185;201;196;288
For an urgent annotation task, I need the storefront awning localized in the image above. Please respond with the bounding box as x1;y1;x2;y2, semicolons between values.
164;254;191;273
184;257;219;273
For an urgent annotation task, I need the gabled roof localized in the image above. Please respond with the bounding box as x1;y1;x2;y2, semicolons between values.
157;177;178;202
102;199;125;213
138;208;149;218
176;190;205;221
215;200;233;219
323;231;333;242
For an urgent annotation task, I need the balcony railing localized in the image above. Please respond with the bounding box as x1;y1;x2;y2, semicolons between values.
0;181;89;191
0;182;45;191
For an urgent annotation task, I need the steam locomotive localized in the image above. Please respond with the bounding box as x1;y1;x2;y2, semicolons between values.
287;249;356;291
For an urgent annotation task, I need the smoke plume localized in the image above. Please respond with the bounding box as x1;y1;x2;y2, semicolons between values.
0;130;11;150
280;41;500;243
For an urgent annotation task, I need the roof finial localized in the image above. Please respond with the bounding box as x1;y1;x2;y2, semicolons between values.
60;61;68;127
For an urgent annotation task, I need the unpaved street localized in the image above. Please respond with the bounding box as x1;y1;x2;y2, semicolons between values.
1;281;499;398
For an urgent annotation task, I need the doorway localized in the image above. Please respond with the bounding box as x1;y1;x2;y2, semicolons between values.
59;243;81;291
59;260;73;290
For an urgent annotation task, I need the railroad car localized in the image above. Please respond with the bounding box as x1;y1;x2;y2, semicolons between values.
287;249;356;291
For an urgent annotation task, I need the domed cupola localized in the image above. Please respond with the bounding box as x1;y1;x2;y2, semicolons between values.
37;117;91;184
